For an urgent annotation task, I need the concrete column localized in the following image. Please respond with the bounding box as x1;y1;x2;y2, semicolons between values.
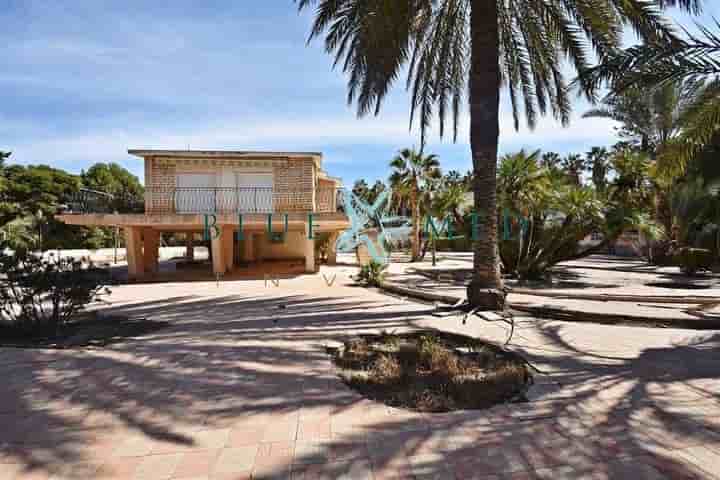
304;235;316;273
124;226;144;280
222;226;234;272
327;232;339;266
185;232;194;260
143;228;160;274
211;227;226;275
243;233;255;262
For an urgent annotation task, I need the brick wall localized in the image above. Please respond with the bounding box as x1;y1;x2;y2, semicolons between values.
145;157;176;213
316;177;337;212
143;156;325;214
273;159;315;212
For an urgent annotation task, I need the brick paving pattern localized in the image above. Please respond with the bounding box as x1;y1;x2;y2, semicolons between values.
0;267;718;479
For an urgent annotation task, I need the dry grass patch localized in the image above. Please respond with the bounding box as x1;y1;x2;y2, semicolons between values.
332;330;532;412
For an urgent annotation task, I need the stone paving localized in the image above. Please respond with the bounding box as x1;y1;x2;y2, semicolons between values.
1;266;719;479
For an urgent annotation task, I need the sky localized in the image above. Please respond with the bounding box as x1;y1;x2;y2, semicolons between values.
2;1;718;187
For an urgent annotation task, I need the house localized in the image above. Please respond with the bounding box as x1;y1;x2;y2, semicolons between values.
57;150;348;280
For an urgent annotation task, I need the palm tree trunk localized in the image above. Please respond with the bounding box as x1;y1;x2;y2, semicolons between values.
466;0;506;310
411;190;420;261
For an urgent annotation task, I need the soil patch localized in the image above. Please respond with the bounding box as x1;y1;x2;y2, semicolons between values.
330;330;532;412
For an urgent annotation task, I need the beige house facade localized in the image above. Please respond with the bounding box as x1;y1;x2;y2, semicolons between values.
57;150;348;280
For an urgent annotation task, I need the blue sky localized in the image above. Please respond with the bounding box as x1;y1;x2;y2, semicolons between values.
2;1;718;187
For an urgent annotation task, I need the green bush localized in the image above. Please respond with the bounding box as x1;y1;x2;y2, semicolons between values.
356;261;387;287
673;247;713;275
0;252;110;338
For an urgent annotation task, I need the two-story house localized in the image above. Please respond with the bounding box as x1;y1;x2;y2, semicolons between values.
57;150;348;280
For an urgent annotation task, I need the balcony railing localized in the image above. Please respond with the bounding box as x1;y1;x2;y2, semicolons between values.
64;187;343;214
64;188;144;214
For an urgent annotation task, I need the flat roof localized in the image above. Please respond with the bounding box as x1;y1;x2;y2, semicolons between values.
128;149;322;159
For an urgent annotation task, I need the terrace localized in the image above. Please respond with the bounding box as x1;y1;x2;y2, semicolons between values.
65;185;343;215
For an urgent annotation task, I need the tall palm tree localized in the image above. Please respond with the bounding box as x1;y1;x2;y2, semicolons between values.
583;83;697;153
586;147;611;193
561;154;585;186
296;0;700;309
389;148;441;261
583;78;705;235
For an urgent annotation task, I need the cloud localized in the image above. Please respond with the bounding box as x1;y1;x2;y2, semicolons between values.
2;0;625;185
8;109;619;183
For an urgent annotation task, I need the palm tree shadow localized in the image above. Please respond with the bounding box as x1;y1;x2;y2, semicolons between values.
1;292;718;478
0;292;423;475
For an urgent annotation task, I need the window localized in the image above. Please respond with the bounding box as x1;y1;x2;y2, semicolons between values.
236;173;273;213
175;173;217;213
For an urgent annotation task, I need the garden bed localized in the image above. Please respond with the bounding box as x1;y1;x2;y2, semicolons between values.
0;313;168;349
330;330;532;412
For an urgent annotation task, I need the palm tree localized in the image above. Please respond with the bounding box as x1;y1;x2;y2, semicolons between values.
561;154;585;186
583;79;706;236
389;148;441;261
497;149;548;217
296;0;700;309
586;147;611;193
583;20;718;177
583;83;696;153
433;173;470;230
540;152;562;170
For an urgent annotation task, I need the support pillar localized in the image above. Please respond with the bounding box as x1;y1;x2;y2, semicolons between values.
243;233;255;262
222;226;234;272
143;228;160;275
211;226;226;275
185;232;194;260
304;235;316;273
327;232;339;266
124;226;144;280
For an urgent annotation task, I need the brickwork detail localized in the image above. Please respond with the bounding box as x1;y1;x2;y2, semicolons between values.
273;159;314;212
145;157;177;214
144;156;336;214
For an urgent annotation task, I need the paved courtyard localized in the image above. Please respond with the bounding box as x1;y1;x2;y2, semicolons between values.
1;266;719;479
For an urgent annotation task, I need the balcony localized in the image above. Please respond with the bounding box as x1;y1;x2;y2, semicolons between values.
64;188;144;214
65;187;343;215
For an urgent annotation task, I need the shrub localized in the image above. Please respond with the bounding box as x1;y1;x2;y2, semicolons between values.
673;247;713;275
0;252;110;338
377;329;400;348
417;333;461;375
369;354;402;383
356;261;387;287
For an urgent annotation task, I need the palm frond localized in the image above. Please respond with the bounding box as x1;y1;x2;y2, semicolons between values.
299;0;698;143
580;19;720;97
657;79;720;177
407;0;468;144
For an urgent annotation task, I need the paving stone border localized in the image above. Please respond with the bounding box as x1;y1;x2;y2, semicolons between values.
378;280;720;330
